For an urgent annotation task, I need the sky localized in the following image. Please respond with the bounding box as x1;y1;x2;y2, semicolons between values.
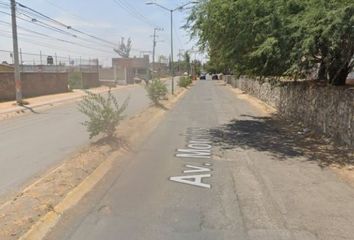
0;0;204;67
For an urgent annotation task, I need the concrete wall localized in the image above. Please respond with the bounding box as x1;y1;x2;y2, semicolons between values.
0;72;68;101
0;72;16;101
99;80;117;87
227;76;354;147
82;72;100;89
99;68;114;81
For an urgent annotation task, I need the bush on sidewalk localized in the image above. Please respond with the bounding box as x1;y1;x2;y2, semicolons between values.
178;76;192;88
145;79;168;105
68;72;83;89
78;90;129;139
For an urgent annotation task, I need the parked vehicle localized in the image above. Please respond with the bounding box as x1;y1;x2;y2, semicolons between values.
212;74;219;80
200;73;206;80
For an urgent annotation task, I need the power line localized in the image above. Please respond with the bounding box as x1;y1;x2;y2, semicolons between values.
1;1;149;60
17;2;69;28
1;7;119;50
112;0;159;28
43;0;87;22
0;19;115;54
16;1;119;48
0;28;114;55
0;48;100;60
15;14;117;49
0;32;110;58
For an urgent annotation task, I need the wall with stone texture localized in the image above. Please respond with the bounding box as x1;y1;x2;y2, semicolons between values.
226;75;354;147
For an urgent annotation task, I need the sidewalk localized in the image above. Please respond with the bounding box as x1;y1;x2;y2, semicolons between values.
0;85;133;121
0;76;176;121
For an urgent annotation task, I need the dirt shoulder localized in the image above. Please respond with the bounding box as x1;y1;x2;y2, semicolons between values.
0;87;188;240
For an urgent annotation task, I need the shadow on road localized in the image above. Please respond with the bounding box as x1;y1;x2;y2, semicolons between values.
20;105;40;114
209;114;353;167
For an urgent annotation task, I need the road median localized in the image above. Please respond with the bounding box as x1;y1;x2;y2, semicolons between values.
0;86;188;240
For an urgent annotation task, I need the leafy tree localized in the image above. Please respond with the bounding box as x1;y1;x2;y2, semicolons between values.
186;0;354;85
192;59;202;75
184;51;191;74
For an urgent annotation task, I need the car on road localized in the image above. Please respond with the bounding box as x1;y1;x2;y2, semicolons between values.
212;74;219;80
200;73;206;80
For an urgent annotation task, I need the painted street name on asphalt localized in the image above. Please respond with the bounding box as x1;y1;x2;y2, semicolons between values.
169;127;213;189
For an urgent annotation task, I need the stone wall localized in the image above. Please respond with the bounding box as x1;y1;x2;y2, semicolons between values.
0;72;68;101
228;76;354;147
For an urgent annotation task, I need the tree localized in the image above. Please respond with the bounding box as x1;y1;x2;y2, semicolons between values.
296;2;354;85
185;0;354;85
184;51;191;74
114;37;132;58
192;59;202;76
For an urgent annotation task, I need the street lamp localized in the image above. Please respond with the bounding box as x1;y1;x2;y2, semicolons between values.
146;1;198;95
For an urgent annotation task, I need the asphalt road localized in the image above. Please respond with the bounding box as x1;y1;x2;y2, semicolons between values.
0;79;177;198
47;80;354;240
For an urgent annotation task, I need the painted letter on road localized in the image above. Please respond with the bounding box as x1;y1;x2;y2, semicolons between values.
169;174;211;189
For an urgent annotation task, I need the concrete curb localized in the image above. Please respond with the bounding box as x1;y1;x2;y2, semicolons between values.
16;87;188;240
18;151;121;240
0;85;135;117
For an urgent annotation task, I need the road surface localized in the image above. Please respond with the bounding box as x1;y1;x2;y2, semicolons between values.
47;80;354;240
0;79;177;198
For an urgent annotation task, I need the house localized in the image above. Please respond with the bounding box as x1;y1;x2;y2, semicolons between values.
112;55;150;84
151;62;169;77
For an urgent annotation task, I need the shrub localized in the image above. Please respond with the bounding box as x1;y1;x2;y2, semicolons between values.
145;79;168;105
178;76;192;88
78;90;129;139
68;72;83;89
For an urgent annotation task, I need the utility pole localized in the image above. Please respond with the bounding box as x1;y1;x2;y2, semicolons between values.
146;1;198;95
152;28;157;74
170;9;174;94
10;0;22;104
40;51;43;65
19;48;22;65
151;27;163;75
20;48;23;72
55;53;58;72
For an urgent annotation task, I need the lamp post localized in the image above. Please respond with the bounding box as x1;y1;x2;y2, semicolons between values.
146;1;197;95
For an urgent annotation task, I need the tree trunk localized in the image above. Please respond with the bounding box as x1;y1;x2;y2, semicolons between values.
328;64;349;86
317;61;327;81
